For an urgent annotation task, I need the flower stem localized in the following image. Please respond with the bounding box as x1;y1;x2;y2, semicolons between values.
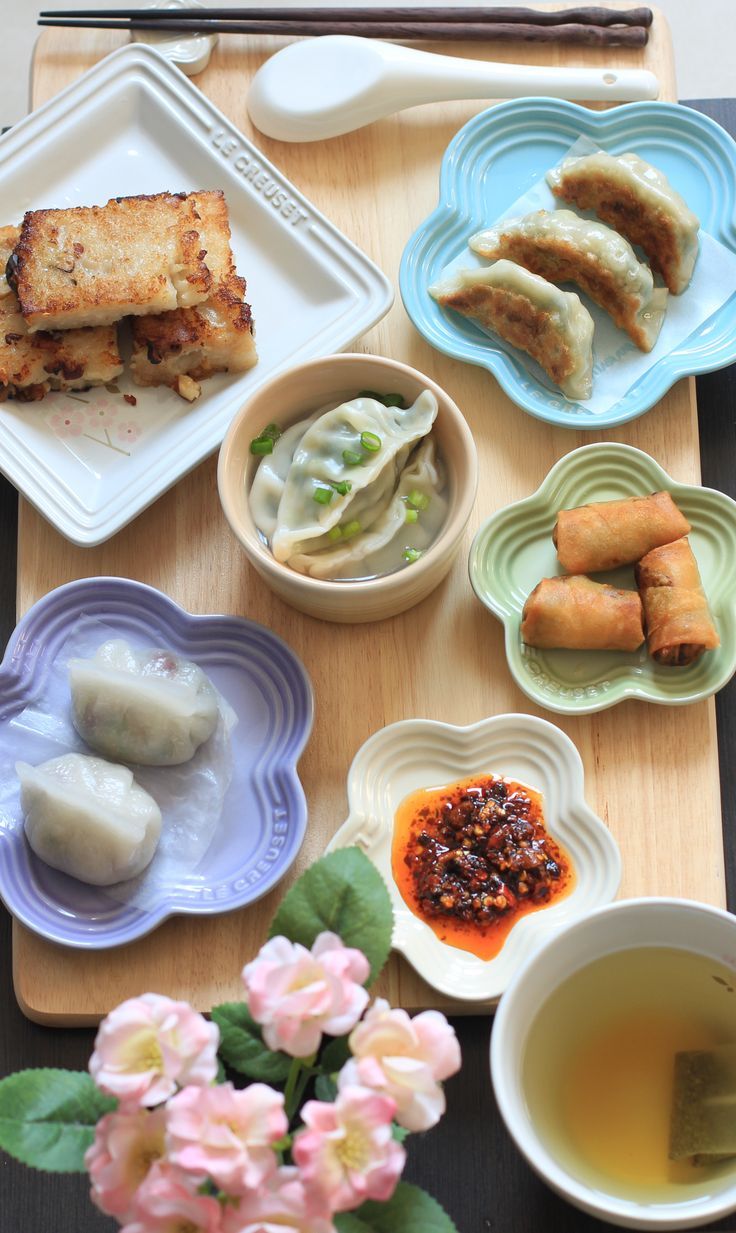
283;1058;302;1122
283;1053;316;1123
292;1065;313;1113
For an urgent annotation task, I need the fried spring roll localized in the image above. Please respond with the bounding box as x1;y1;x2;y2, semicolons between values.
635;538;719;666
554;492;691;574
521;575;645;652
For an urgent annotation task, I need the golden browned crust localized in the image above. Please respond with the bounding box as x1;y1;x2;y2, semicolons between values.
438;284;575;387
130;190;257;389
0;223;123;399
635;538;720;666
7;192;212;331
480;232;651;350
550;173;679;295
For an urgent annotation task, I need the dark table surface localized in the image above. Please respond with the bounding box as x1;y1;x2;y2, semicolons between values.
2;97;736;1233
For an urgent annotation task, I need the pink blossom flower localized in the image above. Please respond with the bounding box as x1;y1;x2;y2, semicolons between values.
221;1166;335;1233
166;1082;286;1195
49;408;84;437
120;1163;223;1233
292;1086;404;1212
118;420;141;444
87;399;118;425
339;999;461;1132
242;933;370;1059
89;993;219;1107
86;1106;167;1221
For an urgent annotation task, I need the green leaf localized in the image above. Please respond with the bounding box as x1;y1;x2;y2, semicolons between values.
0;1069;116;1172
391;1122;409;1143
268;848;393;984
314;1074;338;1102
320;1035;352;1075
350;1183;459;1233
211;1003;291;1083
335;1215;374;1233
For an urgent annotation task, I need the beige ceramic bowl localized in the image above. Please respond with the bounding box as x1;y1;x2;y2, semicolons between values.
218;354;478;623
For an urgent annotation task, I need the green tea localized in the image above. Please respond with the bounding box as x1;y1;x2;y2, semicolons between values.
522;947;736;1203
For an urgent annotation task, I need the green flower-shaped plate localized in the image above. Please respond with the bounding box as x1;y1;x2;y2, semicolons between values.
469;443;736;715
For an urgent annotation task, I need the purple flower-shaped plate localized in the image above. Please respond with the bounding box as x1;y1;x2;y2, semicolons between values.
0;577;314;948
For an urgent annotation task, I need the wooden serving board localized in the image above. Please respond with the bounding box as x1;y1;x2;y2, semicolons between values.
15;4;726;1024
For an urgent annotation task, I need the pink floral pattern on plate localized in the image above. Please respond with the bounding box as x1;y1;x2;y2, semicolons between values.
49;408;85;437
118;421;142;445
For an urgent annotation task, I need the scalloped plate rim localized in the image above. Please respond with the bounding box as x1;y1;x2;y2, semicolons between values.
0;576;315;949
328;713;622;1002
399;97;736;429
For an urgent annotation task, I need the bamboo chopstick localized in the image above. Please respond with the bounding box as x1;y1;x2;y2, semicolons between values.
40;6;653;25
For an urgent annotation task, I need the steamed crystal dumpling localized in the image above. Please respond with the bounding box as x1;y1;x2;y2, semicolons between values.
469;209;668;352
429;260;594;400
17;753;162;885
68;640;219;766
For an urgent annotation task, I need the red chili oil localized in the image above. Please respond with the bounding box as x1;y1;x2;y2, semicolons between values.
392;774;574;960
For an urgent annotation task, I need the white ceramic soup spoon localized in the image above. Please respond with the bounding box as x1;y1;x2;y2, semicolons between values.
247;35;659;143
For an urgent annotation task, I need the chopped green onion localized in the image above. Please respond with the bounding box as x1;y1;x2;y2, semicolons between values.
405;508;419;524
357;390;406;409
331;480;352;496
342;449;363;467
250;422;283;454
313;485;334;505
328;526;342;541
407;489;430;511
342;520;362;539
403;547;422;564
360;431;381;453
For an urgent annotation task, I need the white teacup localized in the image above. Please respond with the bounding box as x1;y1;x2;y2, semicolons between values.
491;898;736;1230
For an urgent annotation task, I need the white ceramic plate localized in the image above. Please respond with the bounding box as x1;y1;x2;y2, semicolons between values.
328;714;621;1002
0;44;393;545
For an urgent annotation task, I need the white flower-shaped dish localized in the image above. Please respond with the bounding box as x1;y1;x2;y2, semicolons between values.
328;714;621;1002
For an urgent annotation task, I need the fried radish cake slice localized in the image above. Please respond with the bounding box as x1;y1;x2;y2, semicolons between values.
6;192;212;332
470;209;668;352
547;152;700;295
429;259;593;400
130;190;257;397
0;226;122;401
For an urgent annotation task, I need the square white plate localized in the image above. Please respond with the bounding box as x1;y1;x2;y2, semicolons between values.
0;44;393;544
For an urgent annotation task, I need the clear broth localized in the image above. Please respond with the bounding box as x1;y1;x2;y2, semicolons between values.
522;947;736;1204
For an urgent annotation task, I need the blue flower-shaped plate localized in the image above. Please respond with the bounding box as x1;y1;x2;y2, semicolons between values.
0;578;314;948
400;98;736;429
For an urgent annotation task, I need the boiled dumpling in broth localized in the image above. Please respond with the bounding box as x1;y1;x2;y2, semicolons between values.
17;753;162;886
68;640;219;766
288;437;447;579
248;413;319;540
269;391;439;563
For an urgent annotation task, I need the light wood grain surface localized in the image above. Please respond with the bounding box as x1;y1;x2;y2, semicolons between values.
14;4;726;1024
